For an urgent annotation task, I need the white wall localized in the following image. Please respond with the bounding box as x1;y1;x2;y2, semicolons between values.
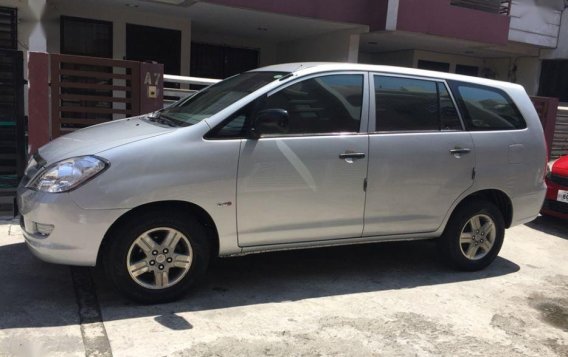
0;0;47;53
514;57;541;95
43;0;192;75
508;0;564;48
277;28;363;63
0;0;49;118
542;8;568;59
483;58;511;81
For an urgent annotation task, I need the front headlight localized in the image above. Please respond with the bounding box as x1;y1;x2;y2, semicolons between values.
27;156;108;193
24;155;37;176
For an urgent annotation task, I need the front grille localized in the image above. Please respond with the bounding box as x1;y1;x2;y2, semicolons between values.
543;199;568;214
550;174;568;187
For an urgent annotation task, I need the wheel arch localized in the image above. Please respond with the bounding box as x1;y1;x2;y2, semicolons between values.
97;200;219;265
450;189;513;229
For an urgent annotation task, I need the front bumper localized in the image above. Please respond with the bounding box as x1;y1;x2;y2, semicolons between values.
540;177;568;220
17;185;128;266
541;199;568;219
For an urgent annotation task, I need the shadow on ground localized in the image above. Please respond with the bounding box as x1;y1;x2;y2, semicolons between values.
1;238;523;329
98;240;520;314
526;215;568;240
0;242;81;330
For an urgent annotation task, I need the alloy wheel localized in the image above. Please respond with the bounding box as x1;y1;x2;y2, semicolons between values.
458;214;496;261
126;227;193;289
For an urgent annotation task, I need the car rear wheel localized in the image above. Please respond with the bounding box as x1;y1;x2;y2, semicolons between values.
103;211;210;303
438;199;505;271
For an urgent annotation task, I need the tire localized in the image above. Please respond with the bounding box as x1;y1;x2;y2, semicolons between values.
102;210;210;304
438;199;505;271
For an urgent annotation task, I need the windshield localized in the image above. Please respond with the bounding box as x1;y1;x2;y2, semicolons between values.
158;71;289;125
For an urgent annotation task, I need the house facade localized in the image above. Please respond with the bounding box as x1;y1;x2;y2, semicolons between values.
0;0;567;214
2;0;566;96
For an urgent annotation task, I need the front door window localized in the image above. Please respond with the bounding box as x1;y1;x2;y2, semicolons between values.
257;74;364;135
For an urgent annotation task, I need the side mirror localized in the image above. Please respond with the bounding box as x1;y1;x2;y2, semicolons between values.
250;109;289;139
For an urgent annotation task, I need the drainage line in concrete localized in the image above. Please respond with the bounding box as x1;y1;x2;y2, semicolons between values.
70;267;113;357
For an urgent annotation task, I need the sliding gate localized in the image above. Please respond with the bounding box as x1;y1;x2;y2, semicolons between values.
0;49;25;214
0;6;25;214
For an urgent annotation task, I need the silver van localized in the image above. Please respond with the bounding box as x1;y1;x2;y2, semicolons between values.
17;63;547;303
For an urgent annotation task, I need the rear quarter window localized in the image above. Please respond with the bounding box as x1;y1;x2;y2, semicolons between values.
449;81;527;131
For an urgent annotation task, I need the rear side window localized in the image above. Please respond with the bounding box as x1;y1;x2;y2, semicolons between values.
451;82;526;130
374;76;462;132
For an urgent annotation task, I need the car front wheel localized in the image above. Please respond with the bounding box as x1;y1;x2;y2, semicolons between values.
103;211;210;303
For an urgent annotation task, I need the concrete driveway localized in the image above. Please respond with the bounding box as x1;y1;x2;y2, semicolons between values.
0;216;567;357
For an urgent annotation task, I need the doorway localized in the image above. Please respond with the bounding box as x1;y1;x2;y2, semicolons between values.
190;42;259;79
126;24;181;75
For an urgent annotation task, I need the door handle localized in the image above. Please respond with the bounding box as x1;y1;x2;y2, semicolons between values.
450;147;471;159
449;148;471;155
339;152;366;160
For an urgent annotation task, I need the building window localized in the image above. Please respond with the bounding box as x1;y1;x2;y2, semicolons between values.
417;60;450;73
191;42;259;79
456;64;479;77
539;60;568;102
126;24;181;75
450;0;510;15
0;6;17;50
61;16;113;58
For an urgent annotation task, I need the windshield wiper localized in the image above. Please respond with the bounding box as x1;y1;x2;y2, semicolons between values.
147;110;183;127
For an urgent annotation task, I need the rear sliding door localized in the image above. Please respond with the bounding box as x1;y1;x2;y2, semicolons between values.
364;74;475;236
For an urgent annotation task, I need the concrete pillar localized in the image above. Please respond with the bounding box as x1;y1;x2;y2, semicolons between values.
514;57;541;96
277;27;367;63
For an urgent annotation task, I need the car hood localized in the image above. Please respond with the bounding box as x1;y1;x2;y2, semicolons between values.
38;116;173;164
552;155;568;177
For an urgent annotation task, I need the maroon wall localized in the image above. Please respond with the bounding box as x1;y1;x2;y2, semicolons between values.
28;52;50;153
396;0;510;45
204;0;388;30
531;96;559;158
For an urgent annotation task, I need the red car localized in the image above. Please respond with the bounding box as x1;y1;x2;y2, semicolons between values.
542;155;568;219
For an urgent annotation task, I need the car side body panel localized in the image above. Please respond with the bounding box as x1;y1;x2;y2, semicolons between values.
69;121;243;255
463;84;547;226
17;63;548;264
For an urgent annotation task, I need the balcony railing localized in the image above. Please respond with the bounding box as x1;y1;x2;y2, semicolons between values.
450;0;512;16
163;74;220;106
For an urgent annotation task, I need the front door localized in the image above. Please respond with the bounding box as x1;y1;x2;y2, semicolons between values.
236;73;369;246
190;43;259;79
364;74;475;236
126;24;181;76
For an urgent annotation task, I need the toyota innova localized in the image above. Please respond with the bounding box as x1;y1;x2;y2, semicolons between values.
17;63;547;303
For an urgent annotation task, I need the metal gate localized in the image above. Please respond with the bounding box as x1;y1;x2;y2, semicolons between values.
0;49;25;214
552;105;568;158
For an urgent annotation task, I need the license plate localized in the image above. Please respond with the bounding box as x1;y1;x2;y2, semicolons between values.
558;190;568;203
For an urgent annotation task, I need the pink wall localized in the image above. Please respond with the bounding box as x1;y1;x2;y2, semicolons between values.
203;0;389;30
28;52;50;154
396;0;510;45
